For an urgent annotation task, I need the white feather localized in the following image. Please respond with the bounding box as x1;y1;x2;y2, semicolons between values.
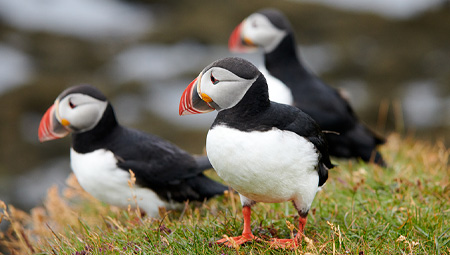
206;125;319;211
70;149;181;217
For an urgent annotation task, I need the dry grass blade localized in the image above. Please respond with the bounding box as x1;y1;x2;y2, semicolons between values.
0;134;448;254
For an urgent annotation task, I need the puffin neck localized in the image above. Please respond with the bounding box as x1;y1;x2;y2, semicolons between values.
71;103;119;153
264;34;308;76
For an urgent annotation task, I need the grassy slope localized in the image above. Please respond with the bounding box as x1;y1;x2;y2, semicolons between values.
1;134;449;254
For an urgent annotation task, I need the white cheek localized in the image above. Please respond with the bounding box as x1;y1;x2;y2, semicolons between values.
201;76;257;110
259;29;286;53
242;16;286;53
208;83;244;109
242;20;268;45
71;105;102;129
60;102;107;131
199;67;260;110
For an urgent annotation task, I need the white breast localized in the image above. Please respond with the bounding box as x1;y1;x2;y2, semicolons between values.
70;149;180;217
206;125;319;208
259;66;294;105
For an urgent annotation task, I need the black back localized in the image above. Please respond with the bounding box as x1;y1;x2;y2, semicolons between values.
259;9;386;166
212;74;333;186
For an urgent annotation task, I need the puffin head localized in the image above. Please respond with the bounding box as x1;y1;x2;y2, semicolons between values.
38;84;109;142
229;9;291;53
179;57;264;115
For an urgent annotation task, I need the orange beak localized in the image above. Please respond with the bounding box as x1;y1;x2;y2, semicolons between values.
38;103;70;142
228;22;256;52
179;77;215;116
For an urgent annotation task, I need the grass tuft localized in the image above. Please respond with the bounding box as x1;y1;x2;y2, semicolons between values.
0;134;449;254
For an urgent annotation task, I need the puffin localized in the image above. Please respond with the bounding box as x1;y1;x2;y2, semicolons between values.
179;57;334;248
38;84;227;217
229;8;386;166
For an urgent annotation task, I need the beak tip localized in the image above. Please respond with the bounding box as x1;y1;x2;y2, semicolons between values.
38;136;48;143
37;122;53;142
229;22;257;53
179;77;196;116
38;109;51;142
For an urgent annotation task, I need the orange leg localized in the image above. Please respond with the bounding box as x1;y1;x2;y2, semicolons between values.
298;214;307;233
268;214;308;249
217;206;259;247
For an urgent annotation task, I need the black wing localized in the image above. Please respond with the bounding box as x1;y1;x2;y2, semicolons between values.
297;77;386;164
108;126;226;202
215;101;334;187
263;28;385;165
273;62;386;165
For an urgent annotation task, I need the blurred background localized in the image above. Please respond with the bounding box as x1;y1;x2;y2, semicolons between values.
0;0;449;218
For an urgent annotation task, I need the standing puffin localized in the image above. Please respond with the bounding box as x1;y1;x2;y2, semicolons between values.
179;57;334;248
229;8;386;166
38;84;227;217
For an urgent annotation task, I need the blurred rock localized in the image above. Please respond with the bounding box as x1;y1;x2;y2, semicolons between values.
0;0;448;212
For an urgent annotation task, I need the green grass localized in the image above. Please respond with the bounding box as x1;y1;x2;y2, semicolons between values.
1;134;449;254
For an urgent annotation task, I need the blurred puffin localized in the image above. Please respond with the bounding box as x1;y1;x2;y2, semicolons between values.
179;57;334;248
229;8;386;166
38;84;227;217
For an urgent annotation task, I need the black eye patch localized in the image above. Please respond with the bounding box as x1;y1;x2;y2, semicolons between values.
211;73;219;85
69;99;76;109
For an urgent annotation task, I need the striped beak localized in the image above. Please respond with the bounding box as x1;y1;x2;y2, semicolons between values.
228;21;257;52
38;101;70;142
179;76;215;116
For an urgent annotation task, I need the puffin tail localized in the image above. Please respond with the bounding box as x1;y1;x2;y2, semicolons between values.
193;155;213;171
191;155;227;199
187;175;228;200
318;163;331;187
372;150;387;167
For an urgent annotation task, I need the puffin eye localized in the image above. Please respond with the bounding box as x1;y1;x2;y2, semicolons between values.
252;20;258;28
69;99;76;109
210;73;219;85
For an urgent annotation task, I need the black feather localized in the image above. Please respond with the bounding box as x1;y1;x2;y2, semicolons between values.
256;9;386;166
213;73;334;187
70;88;227;203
